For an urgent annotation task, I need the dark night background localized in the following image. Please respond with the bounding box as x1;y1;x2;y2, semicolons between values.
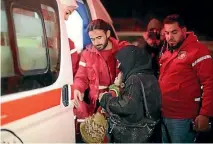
101;0;213;40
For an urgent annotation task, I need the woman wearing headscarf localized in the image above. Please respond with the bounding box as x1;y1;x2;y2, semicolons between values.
99;45;161;143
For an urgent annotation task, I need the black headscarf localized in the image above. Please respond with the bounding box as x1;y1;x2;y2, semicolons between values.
116;45;153;81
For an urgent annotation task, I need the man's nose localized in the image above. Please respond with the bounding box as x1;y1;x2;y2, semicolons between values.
94;40;100;45
168;33;173;40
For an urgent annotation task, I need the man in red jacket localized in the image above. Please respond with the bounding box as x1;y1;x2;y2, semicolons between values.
159;14;213;143
72;19;129;119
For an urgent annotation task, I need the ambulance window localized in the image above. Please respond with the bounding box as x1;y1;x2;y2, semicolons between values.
1;4;60;96
1;2;15;78
1;2;16;96
13;8;48;71
41;4;60;73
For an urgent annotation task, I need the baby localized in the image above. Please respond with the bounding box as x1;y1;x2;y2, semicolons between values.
97;72;124;114
108;72;123;97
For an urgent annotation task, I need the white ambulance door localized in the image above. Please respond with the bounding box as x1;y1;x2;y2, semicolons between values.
0;0;75;142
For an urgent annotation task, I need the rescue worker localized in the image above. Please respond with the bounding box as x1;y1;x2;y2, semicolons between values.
72;19;129;119
159;14;213;143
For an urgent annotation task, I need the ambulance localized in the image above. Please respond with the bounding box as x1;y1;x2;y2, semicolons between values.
0;0;117;142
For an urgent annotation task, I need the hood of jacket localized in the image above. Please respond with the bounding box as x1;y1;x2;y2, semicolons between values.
180;32;198;50
115;45;153;81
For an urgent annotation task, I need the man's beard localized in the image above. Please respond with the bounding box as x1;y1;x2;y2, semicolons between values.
95;38;109;51
168;39;184;52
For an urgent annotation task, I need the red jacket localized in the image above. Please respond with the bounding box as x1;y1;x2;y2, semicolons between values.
74;37;129;114
159;33;213;119
68;38;79;76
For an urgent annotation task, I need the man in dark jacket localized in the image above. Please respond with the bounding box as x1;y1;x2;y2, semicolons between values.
99;45;161;143
141;18;166;78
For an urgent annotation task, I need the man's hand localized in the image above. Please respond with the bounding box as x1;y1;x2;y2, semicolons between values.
194;115;210;132
142;32;154;46
142;31;160;47
73;89;84;108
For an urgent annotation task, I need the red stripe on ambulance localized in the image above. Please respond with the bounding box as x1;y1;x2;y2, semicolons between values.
1;88;61;126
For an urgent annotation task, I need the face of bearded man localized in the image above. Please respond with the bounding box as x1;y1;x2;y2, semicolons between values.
164;22;186;51
89;29;110;51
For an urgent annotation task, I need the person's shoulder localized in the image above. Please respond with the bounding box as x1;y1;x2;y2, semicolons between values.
83;44;94;52
126;74;142;86
118;40;130;47
110;37;130;48
80;44;93;57
185;33;209;53
189;41;211;56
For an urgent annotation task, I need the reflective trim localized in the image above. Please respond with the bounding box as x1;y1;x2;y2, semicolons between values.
70;48;78;54
98;86;108;90
77;119;85;123
79;61;86;67
192;55;212;67
194;97;201;102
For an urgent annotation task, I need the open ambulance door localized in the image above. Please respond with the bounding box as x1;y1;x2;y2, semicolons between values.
1;0;75;142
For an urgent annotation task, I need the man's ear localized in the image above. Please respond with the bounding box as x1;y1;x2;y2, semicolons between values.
182;27;187;38
182;27;187;33
106;30;111;38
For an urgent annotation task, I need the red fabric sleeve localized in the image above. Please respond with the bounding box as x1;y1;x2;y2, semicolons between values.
193;45;213;117
68;39;79;76
73;51;89;93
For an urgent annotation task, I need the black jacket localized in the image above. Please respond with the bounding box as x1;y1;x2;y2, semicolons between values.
100;46;161;143
100;73;161;121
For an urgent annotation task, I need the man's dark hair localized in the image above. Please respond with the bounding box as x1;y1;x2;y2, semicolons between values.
163;14;185;28
87;19;111;32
